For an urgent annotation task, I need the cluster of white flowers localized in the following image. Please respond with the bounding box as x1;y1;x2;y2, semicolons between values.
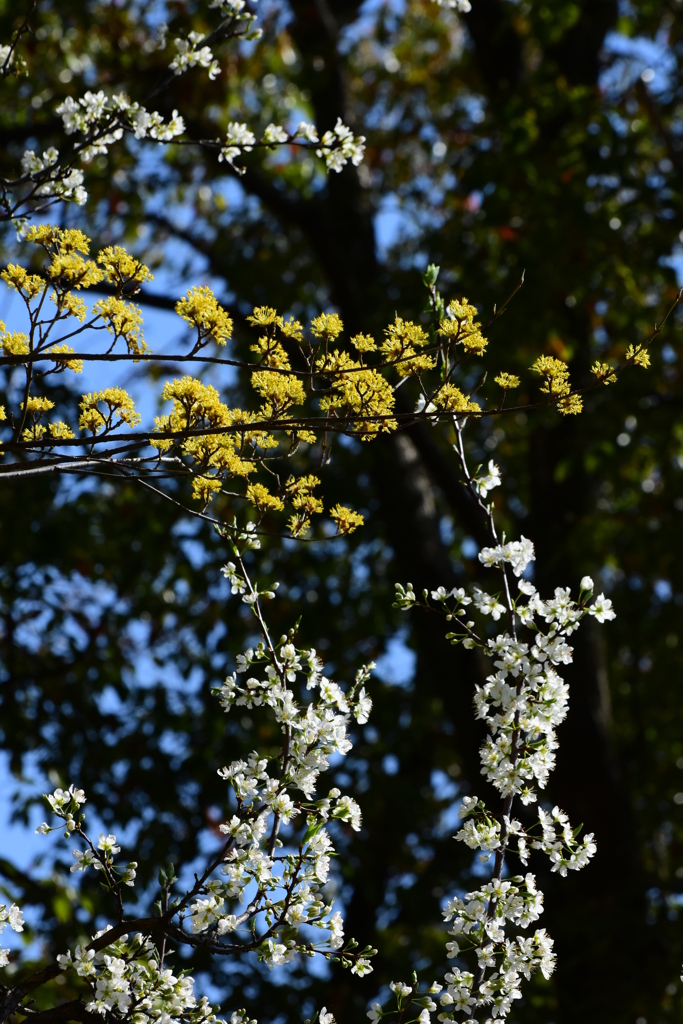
473;460;501;499
5;0;365;222
179;555;375;973
316;117;367;173
0;902;24;968
170;32;221;80
218;117;365;174
28;540;373;1024
37;783;138;887
382;451;616;1023
56;91;185;152
57;931;221;1024
20;146;87;205
478;536;535;577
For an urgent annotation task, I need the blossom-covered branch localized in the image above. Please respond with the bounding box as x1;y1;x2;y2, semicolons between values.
4;527;375;1024
0;1;367;224
374;419;616;1021
0;233;667;554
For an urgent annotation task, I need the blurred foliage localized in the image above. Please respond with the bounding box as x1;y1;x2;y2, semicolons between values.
2;1;683;1023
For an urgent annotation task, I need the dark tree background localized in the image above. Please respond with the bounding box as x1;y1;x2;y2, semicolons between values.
1;1;683;1022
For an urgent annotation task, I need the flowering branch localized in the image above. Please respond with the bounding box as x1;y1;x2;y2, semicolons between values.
382;419;617;1022
3;525;376;1024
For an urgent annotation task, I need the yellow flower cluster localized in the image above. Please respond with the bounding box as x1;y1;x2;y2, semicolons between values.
97;246;154;288
79;388;141;435
250;335;291;370
246;307;305;370
626;344;651;369
176;286;233;348
21;396;54;441
47;344;83;374
530;355;582;414
246;306;280;328
1;264;44;300
591;361;617;385
155;377;230;436
0;323;29;356
432;383;479;414
311;312;344;343
495;372;520;390
286;474;323;537
330;504;364;535
18;397;74;442
193;476;223;504
6;227;634;543
380;317;434;377
93;297;147;356
246;481;285;512
53;291;88;323
19;227;154;300
438;299;488;355
350;334;377;353
317;349;396;439
251;370;307;416
153;376;281;502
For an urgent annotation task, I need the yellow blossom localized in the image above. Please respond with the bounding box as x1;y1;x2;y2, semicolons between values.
432;383;479;413
176;286;233;347
558;394;583;415
311;312;344;342
49;421;75;439
281;317;304;342
23;396;55;415
192;475;223;503
382;317;429;355
495;372;521;389
0;406;5;421
626;344;651;369
21;396;54;442
47;252;104;289
351;333;377;353
26;225;90;255
287;474;323;514
156;377;231;438
182;434;256;478
46;345;84;374
395;352;436;378
247;306;281;327
330;504;364;535
97;246;154;287
52;291;88;323
437;299;487;355
250;336;291;370
93;297;147;355
246;481;285;512
79;387;141;434
22;424;47;442
251;370;306;414
530;355;571;397
317;350;396;438
0;324;29;356
288;513;311;539
1;264;44;300
591;361;617;385
294;429;318;444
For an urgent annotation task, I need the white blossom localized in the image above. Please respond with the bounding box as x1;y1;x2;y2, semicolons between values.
474;460;502;498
